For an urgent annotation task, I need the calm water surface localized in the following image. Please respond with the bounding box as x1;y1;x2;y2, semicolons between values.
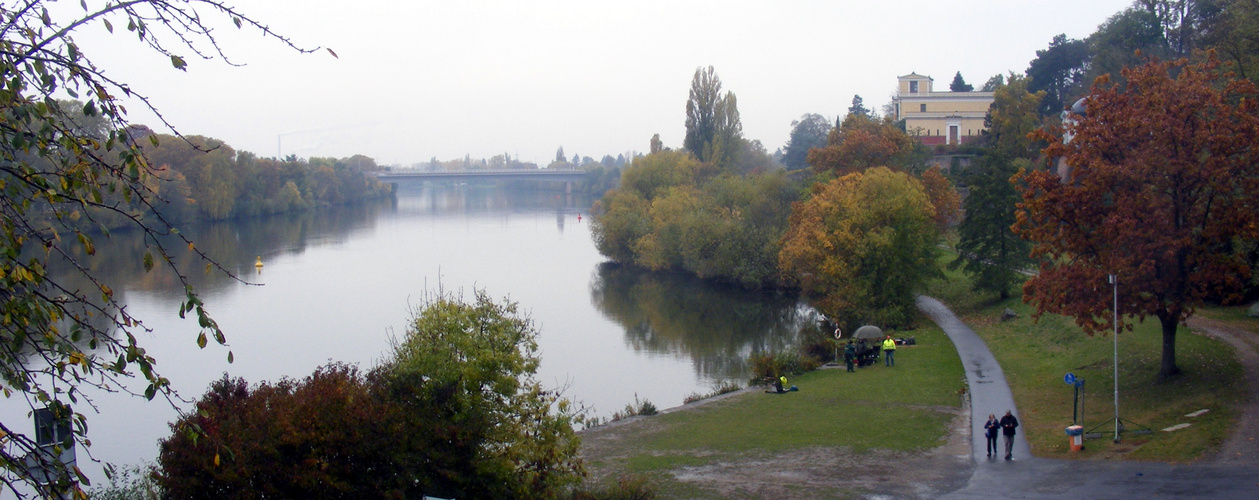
5;182;817;486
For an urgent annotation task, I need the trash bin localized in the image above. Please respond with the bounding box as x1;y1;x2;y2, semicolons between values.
1065;425;1084;451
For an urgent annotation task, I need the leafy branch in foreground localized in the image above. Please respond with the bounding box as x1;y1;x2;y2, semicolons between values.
0;1;316;496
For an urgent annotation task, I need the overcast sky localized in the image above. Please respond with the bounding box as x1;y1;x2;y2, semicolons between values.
71;0;1135;166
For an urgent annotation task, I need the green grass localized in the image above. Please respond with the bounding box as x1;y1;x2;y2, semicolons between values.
927;252;1247;461
581;320;965;496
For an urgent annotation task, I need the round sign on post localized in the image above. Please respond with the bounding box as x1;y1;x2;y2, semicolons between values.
1064;373;1077;385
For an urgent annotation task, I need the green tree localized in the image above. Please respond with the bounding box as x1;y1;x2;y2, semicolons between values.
1085;7;1169;86
591;150;798;287
1135;0;1218;57
377;290;584;499
781;114;832;170
981;73;1006;91
1016;57;1259;380
950;72;974;91
779;167;940;326
951;74;1043;298
1202;0;1259;79
984;74;1047;159
0;2;313;495
951;155;1033;299
847;95;870;117
649;133;664;154
684;66;743;173
1027;34;1091;116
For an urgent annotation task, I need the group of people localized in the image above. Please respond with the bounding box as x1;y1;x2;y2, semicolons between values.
841;335;899;372
984;410;1020;460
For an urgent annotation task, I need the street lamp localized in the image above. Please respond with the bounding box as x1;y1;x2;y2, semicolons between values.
1110;273;1120;443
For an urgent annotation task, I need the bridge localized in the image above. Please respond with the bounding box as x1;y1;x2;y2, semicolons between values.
373;169;588;183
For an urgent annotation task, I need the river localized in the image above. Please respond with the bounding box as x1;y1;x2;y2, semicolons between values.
4;181;819;489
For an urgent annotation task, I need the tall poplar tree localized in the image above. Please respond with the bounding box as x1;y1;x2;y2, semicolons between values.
684;66;743;172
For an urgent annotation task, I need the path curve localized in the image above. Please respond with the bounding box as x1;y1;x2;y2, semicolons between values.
920;296;1259;499
1185;316;1259;464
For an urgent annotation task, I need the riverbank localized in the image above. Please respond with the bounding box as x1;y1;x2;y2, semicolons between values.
578;318;971;498
577;266;1256;497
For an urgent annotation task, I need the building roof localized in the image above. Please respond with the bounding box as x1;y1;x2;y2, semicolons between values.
899;72;932;80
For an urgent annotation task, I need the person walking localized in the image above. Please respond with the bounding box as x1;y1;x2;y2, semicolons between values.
843;341;856;372
882;335;897;366
1000;410;1019;460
984;413;1001;458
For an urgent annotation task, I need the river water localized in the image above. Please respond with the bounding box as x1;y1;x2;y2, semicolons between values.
5;182;818;487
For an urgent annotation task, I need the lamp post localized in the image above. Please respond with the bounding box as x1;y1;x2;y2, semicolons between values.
1109;273;1120;443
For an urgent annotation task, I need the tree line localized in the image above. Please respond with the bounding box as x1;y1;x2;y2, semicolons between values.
591;66;959;330
137;132;393;225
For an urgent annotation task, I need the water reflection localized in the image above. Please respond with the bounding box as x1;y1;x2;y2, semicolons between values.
46;202;389;301
391;182;587;223
590;262;820;381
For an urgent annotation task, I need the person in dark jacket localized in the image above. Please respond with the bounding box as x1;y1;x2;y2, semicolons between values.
843;341;856;372
1000;410;1020;460
984;413;1000;458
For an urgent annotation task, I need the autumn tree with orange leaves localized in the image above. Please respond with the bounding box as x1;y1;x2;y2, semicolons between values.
806;113;927;176
1016;56;1259;381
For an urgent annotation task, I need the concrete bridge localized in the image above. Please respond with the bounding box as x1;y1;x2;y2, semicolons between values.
373;169;587;182
373;169;588;193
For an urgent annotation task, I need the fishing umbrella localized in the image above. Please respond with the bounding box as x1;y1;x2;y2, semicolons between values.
852;325;884;339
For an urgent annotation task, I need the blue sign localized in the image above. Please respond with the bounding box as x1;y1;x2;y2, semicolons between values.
1064;373;1077;385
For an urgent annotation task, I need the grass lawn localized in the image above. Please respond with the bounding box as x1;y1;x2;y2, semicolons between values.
579;319;966;497
927;252;1248;461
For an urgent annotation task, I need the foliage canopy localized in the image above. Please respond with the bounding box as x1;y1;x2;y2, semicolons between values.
1016;56;1259;380
779;167;940;326
156;291;584;499
0;1;316;495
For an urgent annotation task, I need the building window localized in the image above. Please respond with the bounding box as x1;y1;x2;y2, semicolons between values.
910;81;919;93
920;103;926;112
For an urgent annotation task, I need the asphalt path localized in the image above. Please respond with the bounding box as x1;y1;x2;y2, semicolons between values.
917;296;1259;499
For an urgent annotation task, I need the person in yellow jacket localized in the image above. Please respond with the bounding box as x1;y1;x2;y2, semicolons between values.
883;335;897;366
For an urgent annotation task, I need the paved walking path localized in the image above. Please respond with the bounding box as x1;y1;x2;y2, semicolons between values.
917;296;1031;462
918;296;1259;499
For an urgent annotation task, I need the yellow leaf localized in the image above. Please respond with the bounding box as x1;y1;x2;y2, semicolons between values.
214;453;220;467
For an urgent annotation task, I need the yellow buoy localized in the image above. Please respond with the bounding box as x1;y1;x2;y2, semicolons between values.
255;256;263;268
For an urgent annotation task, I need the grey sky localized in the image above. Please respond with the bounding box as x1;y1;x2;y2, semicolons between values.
73;0;1133;166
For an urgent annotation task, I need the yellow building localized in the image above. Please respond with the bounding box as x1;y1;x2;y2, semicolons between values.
894;73;994;146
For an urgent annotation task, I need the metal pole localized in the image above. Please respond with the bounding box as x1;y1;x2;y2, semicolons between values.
1111;274;1120;443
1072;384;1078;424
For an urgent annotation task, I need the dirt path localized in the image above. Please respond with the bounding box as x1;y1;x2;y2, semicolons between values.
1185;315;1259;464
